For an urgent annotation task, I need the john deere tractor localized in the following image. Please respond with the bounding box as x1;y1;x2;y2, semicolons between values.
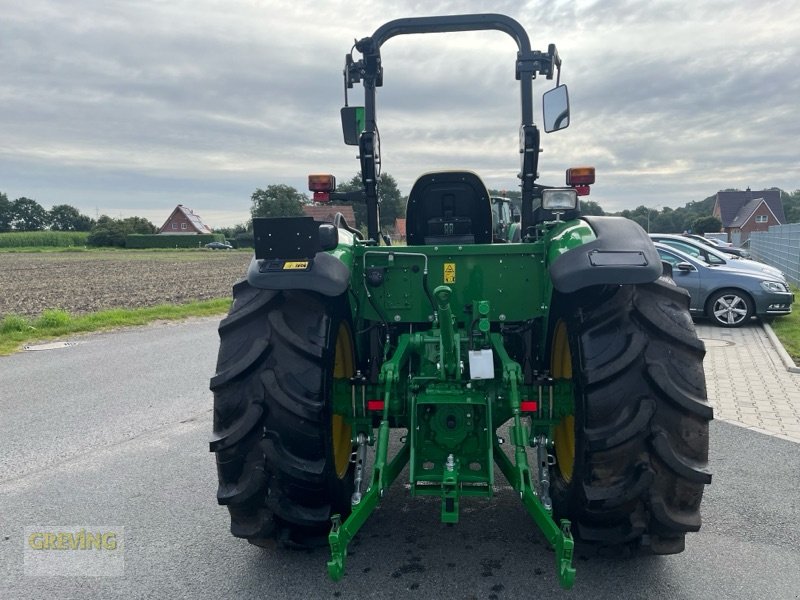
210;14;712;589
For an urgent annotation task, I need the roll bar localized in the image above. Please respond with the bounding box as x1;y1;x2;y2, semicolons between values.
344;14;560;242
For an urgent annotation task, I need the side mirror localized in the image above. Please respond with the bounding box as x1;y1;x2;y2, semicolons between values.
341;106;365;146
543;85;570;133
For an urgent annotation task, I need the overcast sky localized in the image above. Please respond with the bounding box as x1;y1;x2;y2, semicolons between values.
2;0;799;228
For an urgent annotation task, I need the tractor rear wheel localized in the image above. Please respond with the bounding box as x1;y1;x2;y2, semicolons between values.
210;281;355;546
549;278;712;554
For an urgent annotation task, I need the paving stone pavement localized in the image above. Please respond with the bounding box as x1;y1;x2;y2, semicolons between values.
695;321;800;443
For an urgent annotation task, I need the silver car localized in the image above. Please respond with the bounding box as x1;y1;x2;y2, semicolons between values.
649;233;783;280
655;243;793;327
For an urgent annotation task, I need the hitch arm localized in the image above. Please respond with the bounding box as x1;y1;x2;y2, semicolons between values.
327;335;413;581
491;334;576;589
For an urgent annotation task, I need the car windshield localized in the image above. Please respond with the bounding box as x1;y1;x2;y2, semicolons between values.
657;247;709;267
658;238;725;265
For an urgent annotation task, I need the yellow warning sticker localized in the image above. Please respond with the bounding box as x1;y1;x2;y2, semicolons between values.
443;262;456;284
284;261;309;270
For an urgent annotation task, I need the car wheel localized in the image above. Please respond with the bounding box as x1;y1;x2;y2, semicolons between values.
707;289;753;327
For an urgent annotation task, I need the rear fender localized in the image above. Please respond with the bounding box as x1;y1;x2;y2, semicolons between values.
548;216;661;294
246;252;350;297
246;217;355;297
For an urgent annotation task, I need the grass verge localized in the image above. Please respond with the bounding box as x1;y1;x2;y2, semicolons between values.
0;299;231;356
768;285;800;364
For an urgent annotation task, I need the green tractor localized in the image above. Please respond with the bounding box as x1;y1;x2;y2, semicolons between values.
210;14;712;589
491;195;519;242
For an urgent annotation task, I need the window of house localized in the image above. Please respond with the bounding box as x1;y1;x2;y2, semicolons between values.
171;223;177;229
755;215;768;223
181;223;187;229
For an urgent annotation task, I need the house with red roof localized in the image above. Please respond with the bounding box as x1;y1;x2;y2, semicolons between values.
159;205;213;234
712;189;785;243
302;205;357;228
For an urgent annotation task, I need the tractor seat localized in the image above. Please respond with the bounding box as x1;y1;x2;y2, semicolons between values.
405;171;492;245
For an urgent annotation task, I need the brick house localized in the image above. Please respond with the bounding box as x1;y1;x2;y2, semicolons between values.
302;205;357;228
159;205;213;234
394;218;406;242
712;189;785;243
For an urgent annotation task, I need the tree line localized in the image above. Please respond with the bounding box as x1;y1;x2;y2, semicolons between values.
231;179;800;239
0;192;157;246
7;181;799;246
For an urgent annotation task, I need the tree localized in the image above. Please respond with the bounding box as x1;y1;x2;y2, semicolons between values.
335;176;366;227
11;197;49;230
87;216;127;247
213;223;249;239
692;215;722;235
336;172;407;229
121;216;156;234
580;199;605;216
87;215;157;247
781;189;800;224
376;173;406;229
49;204;94;231
250;185;306;220
0;192;11;232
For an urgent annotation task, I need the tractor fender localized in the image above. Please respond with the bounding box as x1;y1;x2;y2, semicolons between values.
549;215;661;294
246;251;350;297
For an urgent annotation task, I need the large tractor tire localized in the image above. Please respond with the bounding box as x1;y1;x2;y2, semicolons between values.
210;281;355;546
549;278;712;554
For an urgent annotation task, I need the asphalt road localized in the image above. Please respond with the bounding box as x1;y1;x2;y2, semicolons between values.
1;318;798;599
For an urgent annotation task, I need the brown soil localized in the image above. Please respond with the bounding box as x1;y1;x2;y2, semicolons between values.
0;250;252;319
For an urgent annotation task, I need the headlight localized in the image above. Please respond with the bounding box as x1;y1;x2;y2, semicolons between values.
542;188;578;210
761;281;788;293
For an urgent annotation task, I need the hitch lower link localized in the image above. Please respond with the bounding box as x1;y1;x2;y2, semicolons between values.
326;412;575;588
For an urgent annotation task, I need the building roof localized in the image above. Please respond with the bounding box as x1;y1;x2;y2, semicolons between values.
302;205;357;227
158;204;213;234
714;189;785;228
729;198;780;228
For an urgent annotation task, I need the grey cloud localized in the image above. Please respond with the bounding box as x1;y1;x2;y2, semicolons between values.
2;1;799;226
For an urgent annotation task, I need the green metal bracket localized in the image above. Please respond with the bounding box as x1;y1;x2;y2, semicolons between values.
433;285;458;379
441;455;460;523
327;303;575;588
327;425;410;581
490;333;576;590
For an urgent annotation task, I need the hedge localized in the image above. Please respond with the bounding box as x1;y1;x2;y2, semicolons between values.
0;231;89;248
125;234;225;249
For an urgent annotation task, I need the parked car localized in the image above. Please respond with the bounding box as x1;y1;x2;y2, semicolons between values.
683;233;750;258
205;241;233;250
649;233;782;279
655;243;793;327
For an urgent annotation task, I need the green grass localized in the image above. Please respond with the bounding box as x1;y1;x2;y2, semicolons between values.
0;299;231;355
769;285;800;364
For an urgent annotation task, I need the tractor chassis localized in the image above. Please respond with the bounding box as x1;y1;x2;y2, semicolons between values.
326;292;576;589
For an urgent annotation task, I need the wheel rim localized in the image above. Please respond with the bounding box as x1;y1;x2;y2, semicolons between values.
712;293;748;325
551;320;575;483
332;323;354;479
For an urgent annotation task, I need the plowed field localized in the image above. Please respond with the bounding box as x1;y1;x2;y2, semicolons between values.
0;251;252;318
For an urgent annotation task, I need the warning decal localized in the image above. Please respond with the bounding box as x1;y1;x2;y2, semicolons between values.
443;262;456;284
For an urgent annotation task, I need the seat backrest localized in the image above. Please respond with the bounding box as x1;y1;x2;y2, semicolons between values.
405;171;492;245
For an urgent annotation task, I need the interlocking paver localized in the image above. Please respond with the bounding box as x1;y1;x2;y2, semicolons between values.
695;321;800;443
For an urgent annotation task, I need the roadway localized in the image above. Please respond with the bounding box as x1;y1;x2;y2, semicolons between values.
1;318;798;599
